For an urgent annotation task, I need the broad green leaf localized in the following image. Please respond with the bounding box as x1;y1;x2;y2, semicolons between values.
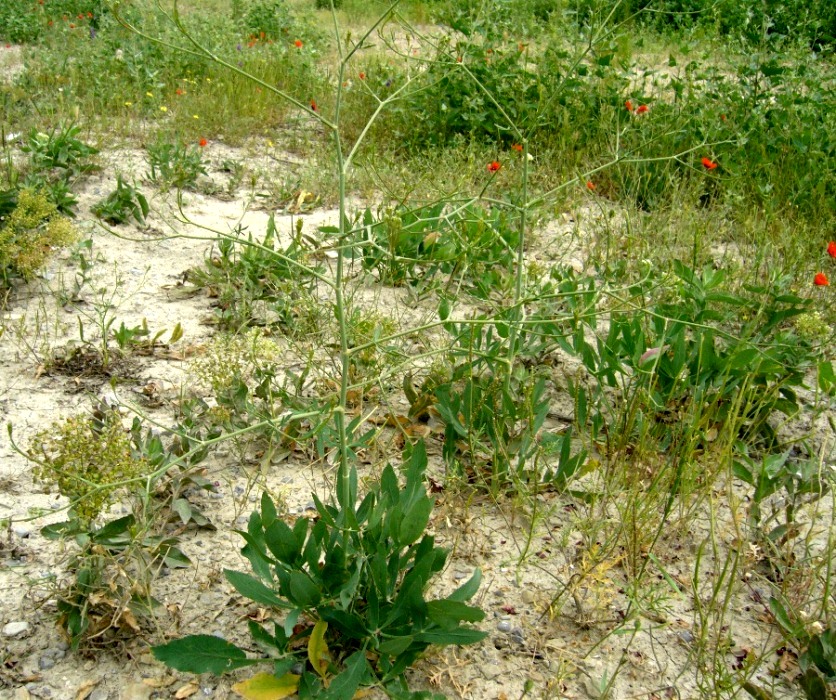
414;628;487;645
447;569;481;602
265;520;300;564
321;651;368;700
232;672;300;700
378;635;414;657
152;635;259;674
427;600;485;627
172;497;193;524
308;621;330;678
398;496;433;546
225;570;290;609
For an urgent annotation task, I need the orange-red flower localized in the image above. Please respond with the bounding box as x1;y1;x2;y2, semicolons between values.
814;272;829;286
176;88;185;96
358;72;366;80
199;138;208;147
586;181;595;191
487;161;501;173
828;241;836;258
294;39;303;48
511;143;523;152
636;104;648;114
625;100;633;112
310;100;317;112
701;157;718;170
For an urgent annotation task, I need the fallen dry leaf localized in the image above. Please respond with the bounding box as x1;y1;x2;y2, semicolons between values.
174;682;200;699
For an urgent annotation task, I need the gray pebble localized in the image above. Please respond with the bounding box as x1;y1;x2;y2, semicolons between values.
202;687;214;696
55;639;70;651
510;627;525;643
89;689;110;700
12;525;31;538
233;486;246;496
678;630;694;644
210;492;224;499
211;630;224;638
453;571;468;581
38;656;56;670
497;621;512;633
248;494;258;502
3;621;31;637
236;516;249;525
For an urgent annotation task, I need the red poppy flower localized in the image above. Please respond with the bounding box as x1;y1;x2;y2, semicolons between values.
176;88;184;96
625;100;633;112
586;181;595;191
827;241;836;258
814;272;829;286
636;104;648;114
294;39;303;48
310;100;317;112
358;72;366;80
720;114;727;121
87;12;93;18
511;143;523;152
701;157;718;170
487;161;501;172
199;138;208;147
78;13;84;19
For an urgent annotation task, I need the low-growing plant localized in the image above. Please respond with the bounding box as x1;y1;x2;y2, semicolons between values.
146;137;207;190
92;174;149;225
152;441;486;698
186;216;322;333
0;187;76;287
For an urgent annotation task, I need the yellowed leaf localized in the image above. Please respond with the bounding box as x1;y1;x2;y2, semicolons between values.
308;620;330;678
174;682;200;699
232;672;300;700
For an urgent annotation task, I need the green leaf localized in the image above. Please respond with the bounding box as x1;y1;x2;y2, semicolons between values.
447;569;481;602
152;635;259;674
798;669;828;700
414;628;487;645
398;496;433;546
427;600;485;627
289;571;321;608
226;570;291;609
172;498;193;525
232;672;300;700
321;651;368;700
265;520;300;564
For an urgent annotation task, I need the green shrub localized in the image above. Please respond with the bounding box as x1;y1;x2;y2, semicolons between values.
0;188;76;287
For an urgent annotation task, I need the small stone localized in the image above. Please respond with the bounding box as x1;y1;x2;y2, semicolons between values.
235;516;249;525
678;630;694;644
55;640;70;651
248;494;258;503
89;689;109;700
3;621;31;637
38;656;55;671
211;630;224;638
202;688;214;697
233;486;245;497
453;571;468;581
510;627;525;643
12;525;31;538
497;621;512;633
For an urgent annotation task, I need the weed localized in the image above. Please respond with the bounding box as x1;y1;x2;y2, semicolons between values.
92;174;149;225
152;441;486;697
146;137;207;190
0;188;76;287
